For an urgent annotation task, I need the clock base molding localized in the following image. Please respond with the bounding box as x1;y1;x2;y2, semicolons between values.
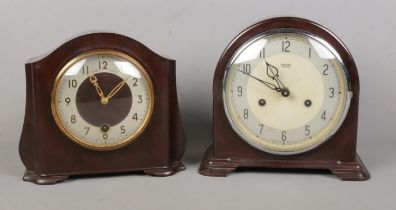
23;161;185;185
329;155;370;181
144;161;185;176
199;146;370;181
23;170;69;185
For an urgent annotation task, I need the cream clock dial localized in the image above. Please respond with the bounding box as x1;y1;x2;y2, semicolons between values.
223;30;351;155
51;50;154;150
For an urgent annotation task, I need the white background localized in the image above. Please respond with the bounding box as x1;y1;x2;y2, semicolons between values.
0;0;394;209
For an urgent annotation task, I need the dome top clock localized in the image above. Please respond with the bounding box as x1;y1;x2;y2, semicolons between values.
200;17;369;181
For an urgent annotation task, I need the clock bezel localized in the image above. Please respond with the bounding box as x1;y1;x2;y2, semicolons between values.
222;28;353;155
51;49;155;151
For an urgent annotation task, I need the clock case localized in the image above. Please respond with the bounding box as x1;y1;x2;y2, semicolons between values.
199;17;370;181
19;33;186;184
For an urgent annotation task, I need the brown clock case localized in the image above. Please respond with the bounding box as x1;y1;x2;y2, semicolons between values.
199;17;370;181
19;33;186;184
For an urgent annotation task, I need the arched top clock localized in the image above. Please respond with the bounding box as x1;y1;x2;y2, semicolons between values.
20;33;186;184
200;17;369;181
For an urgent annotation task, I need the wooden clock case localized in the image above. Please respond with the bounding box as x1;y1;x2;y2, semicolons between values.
19;33;186;184
199;17;370;181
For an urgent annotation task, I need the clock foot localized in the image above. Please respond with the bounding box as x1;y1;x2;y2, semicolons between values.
330;154;370;181
144;161;185;176
199;146;237;177
23;170;69;185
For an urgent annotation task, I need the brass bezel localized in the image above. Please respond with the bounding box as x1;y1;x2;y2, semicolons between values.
51;50;155;151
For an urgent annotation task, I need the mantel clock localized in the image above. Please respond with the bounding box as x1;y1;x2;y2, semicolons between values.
20;33;186;184
200;17;369;180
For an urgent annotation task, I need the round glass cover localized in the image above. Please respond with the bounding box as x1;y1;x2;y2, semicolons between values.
223;29;351;155
51;50;154;150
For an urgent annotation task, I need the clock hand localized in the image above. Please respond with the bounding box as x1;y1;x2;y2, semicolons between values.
106;77;130;100
265;61;286;89
265;61;290;97
89;75;108;105
89;75;105;98
237;70;281;92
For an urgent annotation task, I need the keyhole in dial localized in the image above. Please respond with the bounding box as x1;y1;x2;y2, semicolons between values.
100;124;110;133
258;99;266;106
304;99;312;107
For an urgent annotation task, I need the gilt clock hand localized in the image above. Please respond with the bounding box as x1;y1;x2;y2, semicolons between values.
106;77;130;100
89;75;108;105
237;70;281;92
265;61;290;97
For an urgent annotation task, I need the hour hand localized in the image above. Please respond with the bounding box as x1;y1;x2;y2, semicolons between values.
265;61;284;88
266;61;279;80
89;75;107;103
265;61;290;97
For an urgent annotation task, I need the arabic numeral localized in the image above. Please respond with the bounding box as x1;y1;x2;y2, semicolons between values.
323;64;329;75
305;125;310;136
243;109;248;119
237;86;243;97
329;87;335;98
282;40;290;52
65;97;71;105
98;60;108;70
84;127;90;136
259;124;264;134
242;64;251;74
68;79;77;88
71;115;76;123
321;111;327;121
121;125;126;134
132;113;138;120
259;47;265;58
137;95;143;103
82;66;89;74
132;78;138;86
281;131;287;142
103;133;108;139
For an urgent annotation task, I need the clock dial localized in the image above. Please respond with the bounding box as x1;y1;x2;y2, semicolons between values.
223;30;351;154
51;50;154;150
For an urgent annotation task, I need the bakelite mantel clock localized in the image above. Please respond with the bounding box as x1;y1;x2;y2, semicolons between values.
20;33;186;184
199;17;370;180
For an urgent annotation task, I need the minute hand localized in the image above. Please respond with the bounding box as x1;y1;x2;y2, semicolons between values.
238;70;281;92
107;77;130;100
